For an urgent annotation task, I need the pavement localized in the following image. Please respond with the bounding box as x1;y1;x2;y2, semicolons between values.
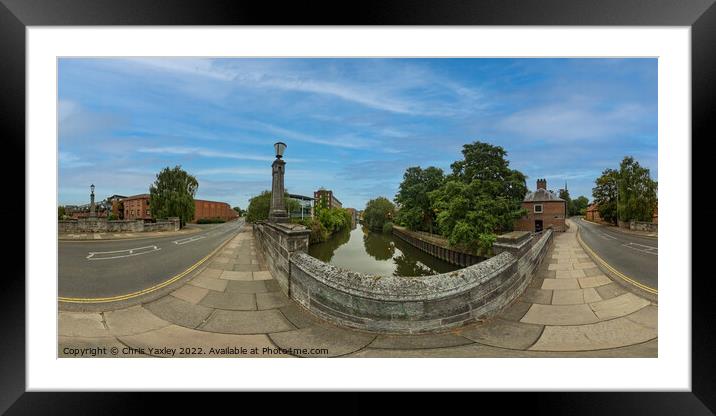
574;217;658;291
58;219;657;357
59;220;245;303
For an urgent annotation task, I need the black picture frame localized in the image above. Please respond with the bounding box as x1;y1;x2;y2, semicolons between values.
1;0;709;413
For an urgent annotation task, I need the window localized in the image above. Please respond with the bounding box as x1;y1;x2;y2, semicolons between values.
534;204;543;213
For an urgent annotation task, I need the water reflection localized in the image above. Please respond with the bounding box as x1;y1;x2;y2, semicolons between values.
308;225;459;277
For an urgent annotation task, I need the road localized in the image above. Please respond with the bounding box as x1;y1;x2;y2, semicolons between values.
59;219;245;299
574;217;658;290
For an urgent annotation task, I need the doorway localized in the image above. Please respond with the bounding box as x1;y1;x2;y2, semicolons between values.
535;220;543;232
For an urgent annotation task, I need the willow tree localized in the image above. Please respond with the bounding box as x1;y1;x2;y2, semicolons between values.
149;166;198;227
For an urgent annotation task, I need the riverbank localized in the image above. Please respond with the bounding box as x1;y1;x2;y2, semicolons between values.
392;225;484;267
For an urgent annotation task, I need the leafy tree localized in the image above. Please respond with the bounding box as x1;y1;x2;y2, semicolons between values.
246;191;304;223
618;156;658;222
592;157;657;224
572;196;589;216
232;206;242;216
429;141;527;255
149;166;198;227
363;197;395;231
593;168;619;224
558;188;575;217
58;205;66;220
394;166;445;233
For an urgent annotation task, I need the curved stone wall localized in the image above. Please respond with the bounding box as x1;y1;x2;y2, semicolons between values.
286;229;553;334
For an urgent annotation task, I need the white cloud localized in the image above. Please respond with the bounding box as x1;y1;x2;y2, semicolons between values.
136;146;277;162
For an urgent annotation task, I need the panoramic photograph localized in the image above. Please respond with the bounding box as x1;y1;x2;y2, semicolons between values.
57;58;658;358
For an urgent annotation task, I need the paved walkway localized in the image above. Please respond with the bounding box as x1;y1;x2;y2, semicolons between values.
58;221;657;357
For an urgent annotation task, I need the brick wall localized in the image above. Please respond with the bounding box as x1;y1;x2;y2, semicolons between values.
514;201;566;232
193;199;237;222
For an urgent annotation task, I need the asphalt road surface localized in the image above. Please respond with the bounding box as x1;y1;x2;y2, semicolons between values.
574;217;658;290
59;219;245;299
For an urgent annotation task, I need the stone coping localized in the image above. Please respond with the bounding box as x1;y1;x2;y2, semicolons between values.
290;230;552;302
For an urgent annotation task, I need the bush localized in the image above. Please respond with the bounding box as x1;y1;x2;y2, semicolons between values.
382;221;393;234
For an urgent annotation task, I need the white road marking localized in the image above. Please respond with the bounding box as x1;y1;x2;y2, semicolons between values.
622;242;658;256
87;245;161;260
599;232;617;240
173;235;206;245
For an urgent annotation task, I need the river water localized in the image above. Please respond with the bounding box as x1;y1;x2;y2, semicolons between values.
308;225;460;277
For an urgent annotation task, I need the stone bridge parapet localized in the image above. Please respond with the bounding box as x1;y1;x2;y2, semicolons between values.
254;220;553;334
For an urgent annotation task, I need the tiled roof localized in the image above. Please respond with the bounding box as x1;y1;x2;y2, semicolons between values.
523;189;565;202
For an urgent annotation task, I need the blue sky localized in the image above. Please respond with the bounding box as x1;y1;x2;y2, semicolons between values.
58;58;657;209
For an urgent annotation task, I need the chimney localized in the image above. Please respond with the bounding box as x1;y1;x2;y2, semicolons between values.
536;178;547;190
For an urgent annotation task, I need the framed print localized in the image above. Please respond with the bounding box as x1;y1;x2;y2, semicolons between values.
2;0;711;413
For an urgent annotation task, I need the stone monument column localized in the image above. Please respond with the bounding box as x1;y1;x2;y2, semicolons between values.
89;184;96;218
269;142;289;223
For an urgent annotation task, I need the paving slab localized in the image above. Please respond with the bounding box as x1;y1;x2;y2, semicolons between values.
542;278;580;290
232;264;260;272
189;274;229;292
589;293;651;321
529;317;657;351
578;275;612;288
118;325;286;357
252;271;273;280
279;303;323;329
220;271;253;281
624;305;658;330
350;340;657;357
104;305;172;336
196;268;223;279
268;324;375;357
498;301;532;322
171;284;209;305
256;292;292;310
521;303;600;326
595;282;629;300
143;296;214;328
521;287;552;304
370;332;474;350
200;291;257;311
460;318;544;350
551;289;584;305
582;287;603;303
58;312;109;338
200;309;295;334
225;280;270;294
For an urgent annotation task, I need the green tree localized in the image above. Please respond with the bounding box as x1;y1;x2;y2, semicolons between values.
58;205;66;220
245;191;301;223
593;168;619;224
572;196;590;216
618;156;658;222
429;141;527;255
558;188;575;217
232;206;241;215
394;166;445;233
363;197;395;231
149;166;198;227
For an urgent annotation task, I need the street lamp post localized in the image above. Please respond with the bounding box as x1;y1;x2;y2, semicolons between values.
269;142;289;223
89;184;96;218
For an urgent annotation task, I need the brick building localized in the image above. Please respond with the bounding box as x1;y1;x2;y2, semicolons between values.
313;189;342;211
123;194;152;220
192;199;238;223
513;179;567;233
585;203;602;223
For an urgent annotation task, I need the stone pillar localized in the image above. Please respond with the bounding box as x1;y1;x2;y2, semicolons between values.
493;231;533;258
269;158;289;223
89;189;96;218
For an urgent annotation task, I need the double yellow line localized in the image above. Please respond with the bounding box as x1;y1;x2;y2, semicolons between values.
59;235;233;304
576;228;658;295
